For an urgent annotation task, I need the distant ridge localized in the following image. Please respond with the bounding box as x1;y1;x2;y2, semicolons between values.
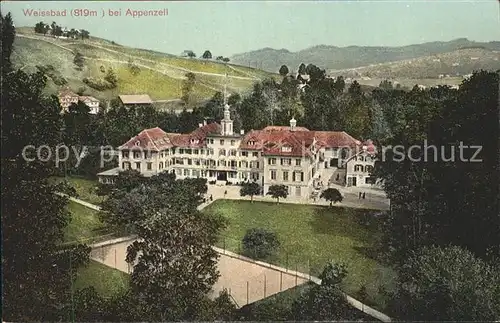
231;38;500;73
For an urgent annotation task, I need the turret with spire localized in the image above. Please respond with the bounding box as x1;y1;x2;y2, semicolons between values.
220;73;234;136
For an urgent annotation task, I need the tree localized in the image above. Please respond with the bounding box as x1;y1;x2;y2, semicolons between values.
222;57;230;63
73;51;84;71
242;228;280;260
187;51;196;58
80;29;90;39
216;56;223;61
34;21;45;33
104;67;117;87
389;246;500;321
266;184;288;203
181;72;196;107
320;188;343;206
279;65;289;76
124;177;227;320
1;13;15;72
291;262;351;320
240;182;261;202
202;50;212;59
298;63;306;75
375;71;499;263
2;19;91;319
113;169;145;192
379;79;393;90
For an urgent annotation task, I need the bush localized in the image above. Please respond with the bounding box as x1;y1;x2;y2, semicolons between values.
35;65;67;85
242;228;280;260
83;77;115;91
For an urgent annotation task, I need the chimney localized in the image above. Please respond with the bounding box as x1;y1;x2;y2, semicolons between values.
198;123;203;128
240;129;244;135
290;117;297;131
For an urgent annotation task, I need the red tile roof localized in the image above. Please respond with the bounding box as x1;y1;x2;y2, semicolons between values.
120;122;361;157
119;127;172;151
120;123;221;151
240;128;360;157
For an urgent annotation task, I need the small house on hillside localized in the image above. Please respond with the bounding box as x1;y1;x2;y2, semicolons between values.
118;94;153;108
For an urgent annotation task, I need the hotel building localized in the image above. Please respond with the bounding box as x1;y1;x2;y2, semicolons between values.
98;102;379;198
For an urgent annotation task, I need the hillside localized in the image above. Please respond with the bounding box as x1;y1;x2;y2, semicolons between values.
12;29;277;104
328;48;500;80
230;38;500;74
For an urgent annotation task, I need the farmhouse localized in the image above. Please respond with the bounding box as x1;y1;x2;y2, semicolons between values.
58;88;100;114
118;94;153;107
98;100;380;198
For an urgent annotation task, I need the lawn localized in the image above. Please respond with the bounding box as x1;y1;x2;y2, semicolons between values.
203;200;396;310
75;260;129;298
65;201;111;244
51;176;104;205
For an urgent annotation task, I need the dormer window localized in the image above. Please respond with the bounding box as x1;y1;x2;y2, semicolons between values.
281;146;292;153
249;140;255;146
135;141;140;146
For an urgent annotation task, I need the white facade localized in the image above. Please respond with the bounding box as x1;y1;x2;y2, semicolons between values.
345;150;381;188
99;103;377;198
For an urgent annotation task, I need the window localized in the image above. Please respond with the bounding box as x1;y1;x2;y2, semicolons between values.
159;162;163;169
195;159;201;166
281;146;292;152
241;151;248;157
194;149;199;155
184;169;190;176
135;162;141;170
219;149;226;156
295;186;301;197
187;159;192;165
231;140;235;146
122;151;129;158
252;152;259;157
176;169;182;175
295;159;301;166
365;156;372;162
354;164;363;172
133;151;141;159
300;172;304;182
357;155;364;161
270;170;277;180
220;139;225;145
365;165;374;173
268;158;277;165
249;140;255;146
147;162;152;170
179;148;184;154
186;149;192;155
365;177;376;184
230;160;237;168
283;171;289;181
230;149;237;156
193;170;200;177
281;158;291;166
122;162;130;170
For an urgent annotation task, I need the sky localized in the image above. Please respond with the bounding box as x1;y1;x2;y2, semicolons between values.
2;0;499;57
